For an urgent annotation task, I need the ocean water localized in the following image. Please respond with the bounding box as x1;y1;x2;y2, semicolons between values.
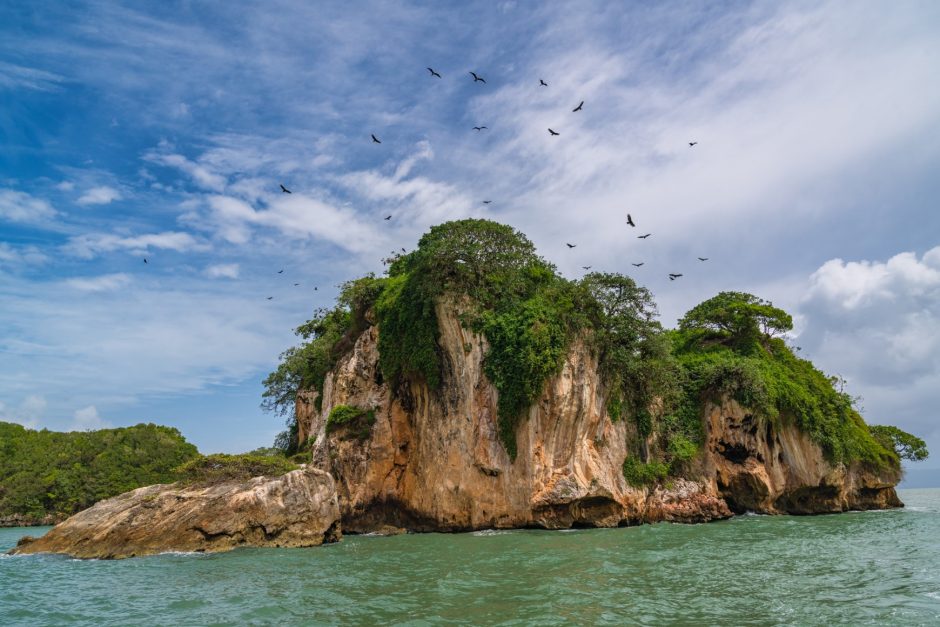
2;488;939;626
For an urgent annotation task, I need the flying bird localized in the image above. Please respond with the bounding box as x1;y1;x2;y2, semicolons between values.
548;128;560;136
279;184;292;194
632;263;644;267
314;287;318;291
277;269;284;274
582;266;592;270
638;233;651;239
566;243;576;248
267;296;274;300
143;258;148;264
689;141;698;147
371;134;381;144
469;71;486;83
539;79;548;86
427;67;441;78
572;101;584;112
482;200;492;204
698;257;709;261
669;273;683;281
294;283;299;286
472;126;488;131
384;215;392;220
401;247;406;252
626;214;635;227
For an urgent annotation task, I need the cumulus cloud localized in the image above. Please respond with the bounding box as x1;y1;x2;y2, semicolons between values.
63;231;207;259
205;263;240;279
0;395;47;429
71;405;111;430
65;273;132;292
0;188;57;223
796;246;940;461
77;185;122;205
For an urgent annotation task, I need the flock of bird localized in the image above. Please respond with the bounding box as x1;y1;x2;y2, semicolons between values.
168;66;711;300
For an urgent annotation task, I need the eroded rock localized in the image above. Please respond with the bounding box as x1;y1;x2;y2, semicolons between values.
11;466;340;559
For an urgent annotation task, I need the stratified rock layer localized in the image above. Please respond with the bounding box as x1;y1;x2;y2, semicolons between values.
11;467;340;559
300;303;900;532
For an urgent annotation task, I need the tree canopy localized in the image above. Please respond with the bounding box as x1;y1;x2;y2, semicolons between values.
0;421;199;522
869;425;929;462
679;291;793;352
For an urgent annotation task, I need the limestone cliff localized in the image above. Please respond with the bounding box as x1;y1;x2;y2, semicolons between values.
298;303;901;532
11;466;340;559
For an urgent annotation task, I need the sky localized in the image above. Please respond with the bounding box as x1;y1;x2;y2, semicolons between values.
1;1;938;468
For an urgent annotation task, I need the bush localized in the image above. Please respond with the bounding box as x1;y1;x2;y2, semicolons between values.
175;454;299;485
622;457;669;486
326;405;377;441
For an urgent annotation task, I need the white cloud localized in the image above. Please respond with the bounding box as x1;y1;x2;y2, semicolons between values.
71;405;111;431
0;188;57;223
0;395;47;429
205;263;240;279
0;242;48;266
65;273;132;292
77;185;122;205
806;248;940;310
144;151;226;191
796;246;940;461
0;61;62;92
56;181;75;192
63;231;207;259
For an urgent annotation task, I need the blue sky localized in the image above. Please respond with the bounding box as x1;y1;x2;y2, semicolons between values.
1;1;939;466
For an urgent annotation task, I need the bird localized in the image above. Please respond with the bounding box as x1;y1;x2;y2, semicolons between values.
669;273;683;281
143;258;148;264
294;283;299;286
548;128;560;136
566;243;576;248
314;287;318;291
638;233;651;239
469;71;486;83
689;141;697;147
401;247;406;252
427;67;441;78
384;215;392;220
482;200;492;204
371;134;381;144
539;79;548;86
582;266;592;270
472;126;488;131
632;262;644;267
277;269;284;274
626;214;635;227
279;184;292;194
698;257;709;261
266;296;274;300
573;101;584;112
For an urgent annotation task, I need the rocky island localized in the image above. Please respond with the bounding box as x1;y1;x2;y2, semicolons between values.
13;219;924;558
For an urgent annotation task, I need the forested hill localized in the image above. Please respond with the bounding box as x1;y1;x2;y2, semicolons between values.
0;422;199;526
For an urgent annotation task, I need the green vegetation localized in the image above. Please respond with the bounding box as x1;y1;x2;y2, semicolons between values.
326;405;377;441
869;425;929;462
669;292;898;469
262;220;925;482
262;275;385;453
0;422;199;522
175;453;298;485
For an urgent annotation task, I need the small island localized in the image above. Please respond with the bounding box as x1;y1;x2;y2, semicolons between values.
11;219;927;558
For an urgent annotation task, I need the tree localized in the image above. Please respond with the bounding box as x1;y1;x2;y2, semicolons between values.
869;425;929;462
679;291;793;352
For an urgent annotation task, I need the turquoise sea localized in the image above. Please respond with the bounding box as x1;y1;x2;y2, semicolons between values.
2;488;939;626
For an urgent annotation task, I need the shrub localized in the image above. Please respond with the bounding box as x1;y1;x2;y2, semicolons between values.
175;454;298;485
326;405;377;441
622;457;669;486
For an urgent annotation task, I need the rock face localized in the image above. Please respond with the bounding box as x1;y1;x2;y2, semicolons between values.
11;467;340;559
300;303;901;532
704;399;902;514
